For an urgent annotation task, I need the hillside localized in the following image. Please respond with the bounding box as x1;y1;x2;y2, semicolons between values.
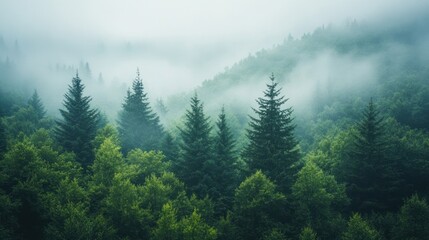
163;16;429;151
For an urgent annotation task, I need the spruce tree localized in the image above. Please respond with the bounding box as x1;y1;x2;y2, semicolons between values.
176;93;213;198
243;74;299;193
28;90;46;120
118;70;164;153
213;107;238;214
161;132;179;162
55;73;99;168
345;99;400;212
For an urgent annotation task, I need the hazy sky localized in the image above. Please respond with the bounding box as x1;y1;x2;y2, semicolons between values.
1;0;428;98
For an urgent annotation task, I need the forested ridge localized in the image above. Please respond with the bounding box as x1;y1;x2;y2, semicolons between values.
1;20;429;240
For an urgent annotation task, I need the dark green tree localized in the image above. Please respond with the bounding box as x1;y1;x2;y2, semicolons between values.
344;99;400;212
152;202;180;240
243;74;300;193
118;70;164;153
179;209;217;240
394;195;429;240
28;90;46;120
176;93;214;198
161;132;179;163
299;227;317;240
213;107;238;214
233;171;286;240
2;91;51;138
55;73;99;169
0;120;6;155
342;213;380;240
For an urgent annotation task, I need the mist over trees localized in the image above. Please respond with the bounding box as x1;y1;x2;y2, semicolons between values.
1;15;429;240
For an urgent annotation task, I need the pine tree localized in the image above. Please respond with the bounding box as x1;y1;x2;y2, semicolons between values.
118;70;164;153
345;98;400;212
161;132;179;163
176;93;213;198
213;107;238;214
243;74;299;193
28;90;46;120
55;73;99;168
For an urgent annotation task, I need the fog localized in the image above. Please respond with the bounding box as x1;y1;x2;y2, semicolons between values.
0;0;428;120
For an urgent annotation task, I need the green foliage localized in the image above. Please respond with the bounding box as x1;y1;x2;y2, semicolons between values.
91;138;124;187
103;173;151;239
55;74;99;169
344;99;401;212
152;202;180;240
262;228;287;240
0;139;47;239
0;120;7;155
2;20;429;240
141;174;176;219
213;107;238;214
0;190;19;240
217;212;238;240
180;209;217;240
383;118;429;197
292;161;348;239
93;124;120;149
161;132;179;163
45;202;115;240
2;90;51;141
176;93;214;198
28;90;46;120
299;227;317;240
118;70;164;153
342;213;380;240
394;195;429;240
243;74;300;193
233;171;286;240
125;149;171;184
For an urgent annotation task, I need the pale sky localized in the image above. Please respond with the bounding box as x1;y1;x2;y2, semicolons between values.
1;0;428;98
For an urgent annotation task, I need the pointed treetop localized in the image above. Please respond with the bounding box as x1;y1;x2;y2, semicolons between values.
136;68;141;80
270;72;275;81
28;89;46;119
75;70;79;78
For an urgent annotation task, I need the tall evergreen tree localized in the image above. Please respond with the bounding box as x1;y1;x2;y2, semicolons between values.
28;90;46;120
243;74;299;193
176;93;213;198
345;99;400;212
161;132;179;163
118;70;164;153
213;107;238;214
55;73;99;168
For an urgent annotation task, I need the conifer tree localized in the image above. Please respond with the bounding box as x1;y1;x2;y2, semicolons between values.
118;70;164;153
243;74;299;193
28;90;46;120
176;93;213;198
55;73;99;168
345;99;400;212
213;107;238;213
161;132;179;163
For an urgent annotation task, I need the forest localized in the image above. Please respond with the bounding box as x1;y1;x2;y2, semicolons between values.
1;6;429;240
